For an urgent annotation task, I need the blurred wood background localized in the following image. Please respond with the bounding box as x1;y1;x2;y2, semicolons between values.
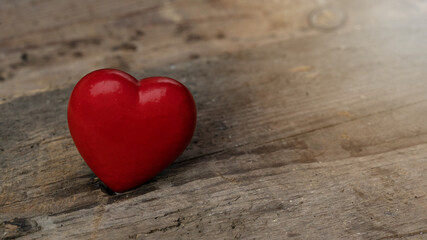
1;0;427;239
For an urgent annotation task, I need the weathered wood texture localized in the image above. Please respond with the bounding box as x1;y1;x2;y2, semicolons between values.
1;0;427;239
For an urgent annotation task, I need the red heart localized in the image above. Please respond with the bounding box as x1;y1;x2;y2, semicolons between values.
67;69;197;192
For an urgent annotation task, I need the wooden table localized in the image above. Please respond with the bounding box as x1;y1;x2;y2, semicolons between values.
1;0;426;239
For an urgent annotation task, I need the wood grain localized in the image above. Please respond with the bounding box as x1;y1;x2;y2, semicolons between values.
1;0;427;239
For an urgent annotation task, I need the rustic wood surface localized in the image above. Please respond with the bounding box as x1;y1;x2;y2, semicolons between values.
1;0;427;239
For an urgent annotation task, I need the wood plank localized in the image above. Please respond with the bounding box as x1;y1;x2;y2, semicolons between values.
0;0;318;102
1;0;427;239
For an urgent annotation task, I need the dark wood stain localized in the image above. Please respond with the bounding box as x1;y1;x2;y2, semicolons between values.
111;42;137;51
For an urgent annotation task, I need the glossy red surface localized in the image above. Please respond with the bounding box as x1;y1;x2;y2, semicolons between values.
67;69;197;192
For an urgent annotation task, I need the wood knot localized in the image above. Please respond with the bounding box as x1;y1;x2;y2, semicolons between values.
0;218;40;239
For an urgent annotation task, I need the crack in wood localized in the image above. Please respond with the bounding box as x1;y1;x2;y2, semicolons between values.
147;218;182;234
378;229;427;239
